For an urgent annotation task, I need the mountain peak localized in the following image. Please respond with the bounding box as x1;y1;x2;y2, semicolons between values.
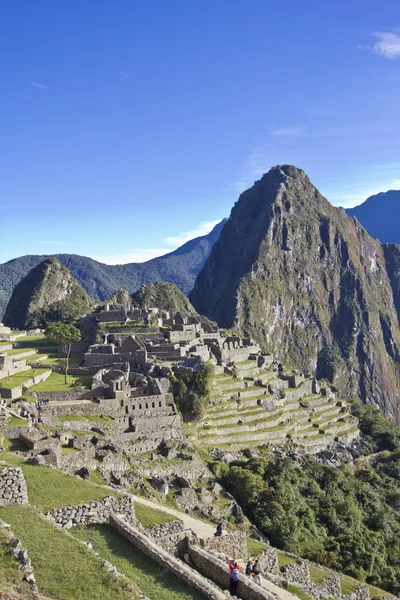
3;258;93;329
191;167;400;422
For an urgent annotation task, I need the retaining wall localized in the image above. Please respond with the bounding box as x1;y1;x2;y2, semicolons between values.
110;514;227;600
199;531;248;561
0;466;28;507
188;544;277;600
46;495;135;528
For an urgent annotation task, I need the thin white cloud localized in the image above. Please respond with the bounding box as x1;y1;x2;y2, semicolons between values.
269;125;306;136
365;31;400;59
30;81;48;89
165;219;222;246
38;240;60;244
92;248;172;265
120;71;132;80
331;178;400;208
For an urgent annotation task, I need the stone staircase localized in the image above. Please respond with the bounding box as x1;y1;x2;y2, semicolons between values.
192;362;359;453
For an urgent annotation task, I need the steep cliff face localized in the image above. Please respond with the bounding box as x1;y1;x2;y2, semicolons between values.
4;258;93;329
191;165;400;421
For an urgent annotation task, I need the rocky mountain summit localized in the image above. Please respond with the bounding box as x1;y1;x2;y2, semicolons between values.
3;257;93;329
191;165;400;422
346;189;400;244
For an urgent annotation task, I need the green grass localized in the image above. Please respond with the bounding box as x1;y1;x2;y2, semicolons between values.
309;564;330;584
286;584;313;600
134;502;176;529
0;527;25;595
0;368;50;389
0;505;133;600
2;348;35;356
31;372;92;392
277;550;297;568
72;524;206;600
6;416;29;427
58;414;112;422
89;469;107;486
62;446;80;454
368;584;394;599
246;537;269;558
0;452;119;511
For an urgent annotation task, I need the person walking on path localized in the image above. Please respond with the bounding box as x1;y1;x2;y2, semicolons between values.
245;561;252;576
252;559;262;585
229;561;240;596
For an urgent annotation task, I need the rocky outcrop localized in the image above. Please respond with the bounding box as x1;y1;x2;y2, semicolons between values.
4;258;93;329
131;282;197;316
191;165;400;421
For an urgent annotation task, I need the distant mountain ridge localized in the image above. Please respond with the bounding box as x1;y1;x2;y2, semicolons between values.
346;190;400;243
0;219;227;319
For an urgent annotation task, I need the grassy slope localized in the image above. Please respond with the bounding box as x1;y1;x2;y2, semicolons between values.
72;524;206;600
1;452;118;511
0;505;134;600
134;502;176;529
0;528;25;596
31;372;92;391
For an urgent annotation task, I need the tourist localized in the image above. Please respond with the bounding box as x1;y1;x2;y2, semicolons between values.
214;523;223;537
51;409;55;417
252;559;262;585
245;561;252;576
230;562;240;596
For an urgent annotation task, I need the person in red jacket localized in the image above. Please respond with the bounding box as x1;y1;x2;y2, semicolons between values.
229;561;240;596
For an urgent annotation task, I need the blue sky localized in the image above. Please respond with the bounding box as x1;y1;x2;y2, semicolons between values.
1;0;400;264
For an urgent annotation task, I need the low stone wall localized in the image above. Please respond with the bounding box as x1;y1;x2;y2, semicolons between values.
35;390;94;402
188;544;277;600
1;370;52;400
45;495;135;529
0;466;28;507
199;531;248;561
0;426;31;439
282;559;310;585
146;519;186;554
259;547;280;577
59;450;98;472
110;514;227;600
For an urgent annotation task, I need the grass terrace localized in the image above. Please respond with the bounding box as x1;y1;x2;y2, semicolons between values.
134;502;177;529
58;414;112;422
72;524;207;600
0;452;119;511
30;372;92;392
0;367;50;389
0;505;133;600
0;527;25;596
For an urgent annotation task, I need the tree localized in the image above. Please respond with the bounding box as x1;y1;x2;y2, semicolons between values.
45;323;81;383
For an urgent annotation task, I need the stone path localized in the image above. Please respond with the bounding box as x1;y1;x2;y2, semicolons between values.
129;492;216;538
129;494;299;600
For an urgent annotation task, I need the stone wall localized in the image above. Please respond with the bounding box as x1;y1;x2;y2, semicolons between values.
199;531;248;561
0;426;31;439
282;559;310;586
110;514;227;600
46;495;135;528
188;544;277;600
0;467;28;507
35;390;94;402
146;519;186;554
259;547;280;577
1;369;52;400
